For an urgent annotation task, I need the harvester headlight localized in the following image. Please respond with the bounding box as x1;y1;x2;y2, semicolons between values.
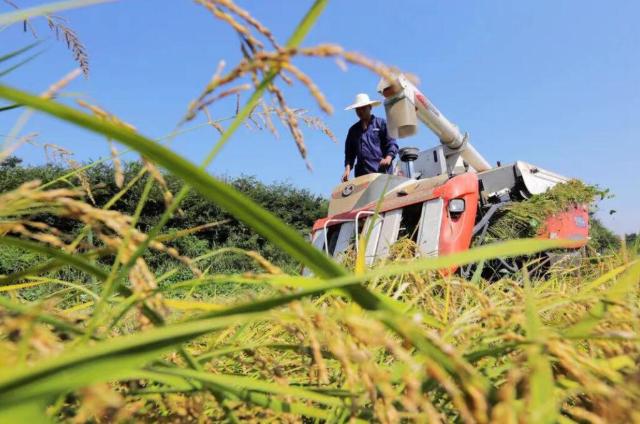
448;199;465;214
342;184;355;197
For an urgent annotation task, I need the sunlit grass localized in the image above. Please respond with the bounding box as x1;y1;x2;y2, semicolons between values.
0;0;638;422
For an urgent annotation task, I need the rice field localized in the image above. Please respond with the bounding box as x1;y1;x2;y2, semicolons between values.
0;1;638;423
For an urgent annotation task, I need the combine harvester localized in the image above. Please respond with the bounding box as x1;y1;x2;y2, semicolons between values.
308;75;589;277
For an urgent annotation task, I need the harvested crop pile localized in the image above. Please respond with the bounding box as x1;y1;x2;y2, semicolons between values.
487;179;601;241
388;237;418;260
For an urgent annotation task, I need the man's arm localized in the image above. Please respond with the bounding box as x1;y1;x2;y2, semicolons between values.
342;164;351;182
343;128;356;181
379;119;398;167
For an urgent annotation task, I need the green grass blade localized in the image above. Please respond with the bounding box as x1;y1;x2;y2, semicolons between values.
380;312;490;390
2;276;100;301
0;248;108;285
151;367;355;422
181;241;565;398
0;49;45;77
0;0;112;26
523;270;557;424
189;239;569;325
581;260;638;294
0;237;108;282
285;0;328;47
0;313;261;406
0;41;40;64
0;260;58;285
464;342;522;363
0;296;87;337
133;369;198;392
153;367;345;407
364;239;571;279
195;343;334;363
0;239;166;339
0;103;21;112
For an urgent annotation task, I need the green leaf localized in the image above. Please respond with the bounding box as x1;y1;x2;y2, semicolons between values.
0;0;112;26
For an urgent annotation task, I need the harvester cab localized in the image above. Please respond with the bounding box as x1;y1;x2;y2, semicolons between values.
306;75;589;275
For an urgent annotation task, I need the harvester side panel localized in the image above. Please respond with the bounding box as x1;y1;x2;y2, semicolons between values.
540;206;589;246
334;221;356;258
417;199;443;257
362;215;383;265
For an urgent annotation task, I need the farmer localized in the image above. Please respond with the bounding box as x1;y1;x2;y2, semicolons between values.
341;93;398;182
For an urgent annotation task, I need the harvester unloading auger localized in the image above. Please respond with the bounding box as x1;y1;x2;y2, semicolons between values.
307;75;589;276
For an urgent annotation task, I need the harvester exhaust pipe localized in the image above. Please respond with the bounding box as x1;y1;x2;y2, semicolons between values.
377;74;492;172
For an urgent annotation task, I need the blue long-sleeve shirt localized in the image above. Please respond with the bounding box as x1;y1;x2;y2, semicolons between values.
344;115;398;177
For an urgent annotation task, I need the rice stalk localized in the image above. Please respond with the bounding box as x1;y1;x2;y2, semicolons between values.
0;1;638;422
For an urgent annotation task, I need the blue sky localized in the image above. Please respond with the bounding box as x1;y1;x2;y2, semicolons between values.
1;0;638;235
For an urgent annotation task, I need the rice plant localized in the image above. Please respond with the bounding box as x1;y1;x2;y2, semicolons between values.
0;1;638;423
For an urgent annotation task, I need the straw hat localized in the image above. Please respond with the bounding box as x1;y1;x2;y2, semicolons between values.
344;93;381;111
